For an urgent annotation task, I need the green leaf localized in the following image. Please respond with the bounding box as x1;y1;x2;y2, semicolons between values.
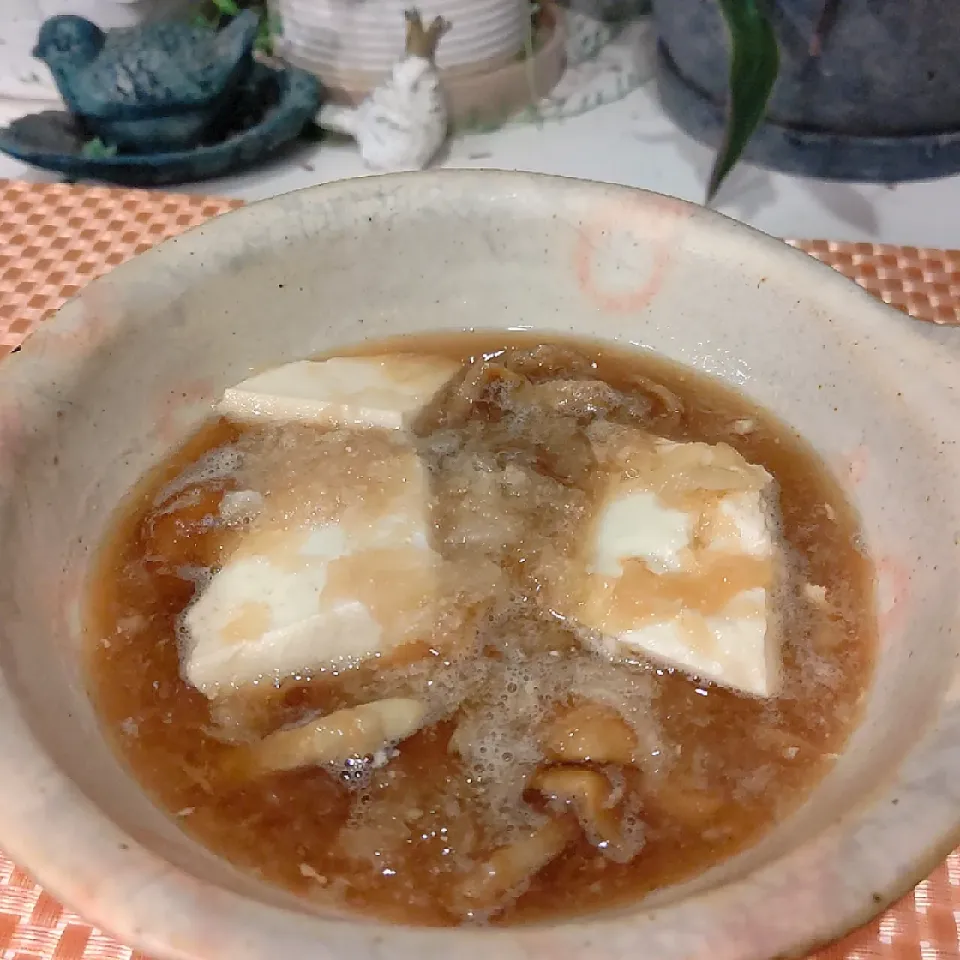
255;17;273;55
210;0;242;15
707;0;779;203
81;137;117;159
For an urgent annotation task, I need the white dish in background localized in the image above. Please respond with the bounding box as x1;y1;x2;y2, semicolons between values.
271;0;529;77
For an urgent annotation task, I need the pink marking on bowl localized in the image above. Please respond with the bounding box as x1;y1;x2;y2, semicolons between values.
876;555;911;635
574;195;690;315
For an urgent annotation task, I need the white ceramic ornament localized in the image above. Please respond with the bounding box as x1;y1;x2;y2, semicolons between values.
316;9;449;171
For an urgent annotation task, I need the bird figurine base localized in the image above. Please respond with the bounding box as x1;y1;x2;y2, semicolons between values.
0;63;322;187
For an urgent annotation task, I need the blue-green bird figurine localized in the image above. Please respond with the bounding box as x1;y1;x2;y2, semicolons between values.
32;11;260;153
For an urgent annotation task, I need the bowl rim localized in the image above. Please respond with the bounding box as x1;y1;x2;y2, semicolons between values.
0;170;959;960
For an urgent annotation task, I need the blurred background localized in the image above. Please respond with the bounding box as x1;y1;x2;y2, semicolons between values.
1;0;958;247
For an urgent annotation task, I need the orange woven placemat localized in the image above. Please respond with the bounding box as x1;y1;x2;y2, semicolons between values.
0;177;958;960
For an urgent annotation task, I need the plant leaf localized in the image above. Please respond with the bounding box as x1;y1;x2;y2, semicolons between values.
255;16;274;55
81;137;117;159
210;0;242;15
707;0;779;202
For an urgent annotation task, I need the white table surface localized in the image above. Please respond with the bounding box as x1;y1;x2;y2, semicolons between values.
2;79;958;248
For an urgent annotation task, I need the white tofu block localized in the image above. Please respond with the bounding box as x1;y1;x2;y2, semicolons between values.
705;491;772;557
615;588;774;699
559;430;782;698
590;490;695;576
218;355;459;429
182;441;440;697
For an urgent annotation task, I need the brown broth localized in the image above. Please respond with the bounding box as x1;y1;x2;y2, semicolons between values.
85;332;876;926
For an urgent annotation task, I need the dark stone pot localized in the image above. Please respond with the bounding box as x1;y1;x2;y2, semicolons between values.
653;0;960;181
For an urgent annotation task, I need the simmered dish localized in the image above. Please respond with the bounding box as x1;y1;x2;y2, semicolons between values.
87;334;875;925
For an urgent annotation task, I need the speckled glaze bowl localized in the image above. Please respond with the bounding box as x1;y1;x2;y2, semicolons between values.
0;172;958;960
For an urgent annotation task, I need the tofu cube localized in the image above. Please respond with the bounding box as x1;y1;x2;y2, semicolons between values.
182;438;441;697
555;430;782;698
218;355;459;430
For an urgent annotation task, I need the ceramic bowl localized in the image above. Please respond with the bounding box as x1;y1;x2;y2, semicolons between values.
0;172;958;960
